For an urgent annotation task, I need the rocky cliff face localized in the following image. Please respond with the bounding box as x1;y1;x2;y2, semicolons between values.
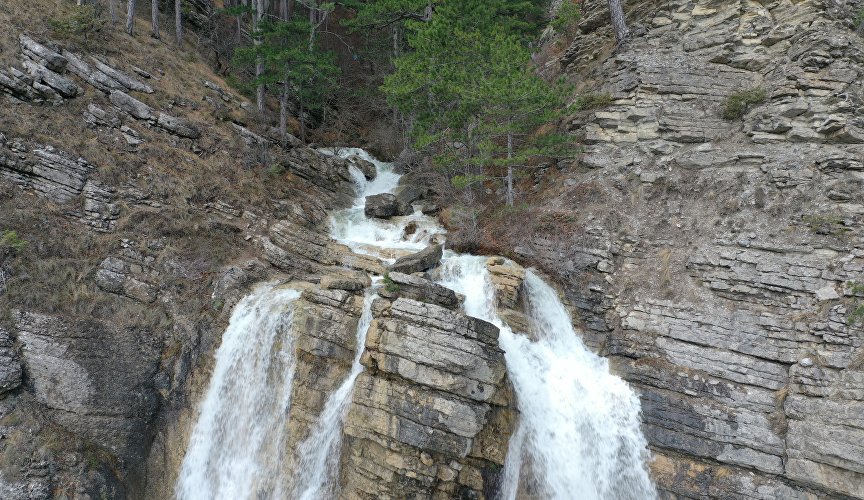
0;23;371;497
2;0;864;498
505;0;864;497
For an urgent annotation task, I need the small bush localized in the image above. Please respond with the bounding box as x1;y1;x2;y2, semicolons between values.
49;5;105;49
551;1;581;34
383;273;399;293
721;88;767;120
803;215;850;237
854;8;864;30
0;230;26;251
267;163;286;177
573;92;614;111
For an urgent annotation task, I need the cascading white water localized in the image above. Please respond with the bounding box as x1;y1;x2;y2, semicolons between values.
290;290;377;499
437;255;656;500
323;147;445;261
175;284;302;500
176;148;654;499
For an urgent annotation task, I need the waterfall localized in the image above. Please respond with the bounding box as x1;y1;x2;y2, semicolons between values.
324;148;445;260
175;148;655;499
438;255;656;500
175;284;302;500
290;290;377;499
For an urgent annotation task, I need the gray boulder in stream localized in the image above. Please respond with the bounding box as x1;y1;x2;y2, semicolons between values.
388;244;443;274
364;193;399;219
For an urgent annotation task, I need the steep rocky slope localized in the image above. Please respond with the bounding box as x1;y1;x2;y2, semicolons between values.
491;0;864;498
0;3;368;496
3;0;864;498
0;4;517;498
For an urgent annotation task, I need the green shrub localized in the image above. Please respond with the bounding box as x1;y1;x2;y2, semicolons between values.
721;88;767;120
267;163;286;177
854;8;864;30
383;273;399;293
0;230;26;251
803;215;850;237
573;92;613;111
551;1;581;33
49;5;105;49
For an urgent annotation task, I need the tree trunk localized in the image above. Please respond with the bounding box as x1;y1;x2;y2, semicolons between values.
299;88;306;142
506;129;514;207
109;0;117;25
238;0;247;42
280;78;289;146
151;0;160;38
254;0;265;113
607;0;630;43
175;0;182;44
280;0;287;19
126;0;136;35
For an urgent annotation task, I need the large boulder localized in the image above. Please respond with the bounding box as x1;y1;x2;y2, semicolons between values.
19;34;67;72
347;154;376;180
156;113;201;139
388;244;443;274
109;90;154;121
320;269;372;291
382;271;459;309
393;184;427;215
364;193;399;219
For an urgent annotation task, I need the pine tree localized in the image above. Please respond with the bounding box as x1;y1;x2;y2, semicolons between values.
608;0;630;42
235;16;340;143
381;0;569;207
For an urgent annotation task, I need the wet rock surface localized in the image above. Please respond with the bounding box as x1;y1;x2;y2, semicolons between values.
364;192;399;219
382;271;460;309
340;295;515;498
388;243;444;274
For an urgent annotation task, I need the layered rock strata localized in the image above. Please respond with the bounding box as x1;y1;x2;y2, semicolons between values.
515;0;864;497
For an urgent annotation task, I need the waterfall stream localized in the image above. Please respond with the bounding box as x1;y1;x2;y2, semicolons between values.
289;290;376;499
175;148;655;499
438;257;655;499
175;285;302;500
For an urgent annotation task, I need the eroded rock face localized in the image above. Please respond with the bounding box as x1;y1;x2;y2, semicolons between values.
285;287;364;447
0;34;153;104
515;1;864;497
340;296;515;498
15;311;161;462
0;328;22;396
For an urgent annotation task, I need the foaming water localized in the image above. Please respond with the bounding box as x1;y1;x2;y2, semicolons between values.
290;290;377;499
177;148;654;499
437;254;656;500
323;148;445;260
175;285;302;500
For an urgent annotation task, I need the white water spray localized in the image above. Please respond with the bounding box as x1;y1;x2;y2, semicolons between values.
324;148;445;260
290;290;377;499
437;255;655;500
176;148;655;499
175;285;302;500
